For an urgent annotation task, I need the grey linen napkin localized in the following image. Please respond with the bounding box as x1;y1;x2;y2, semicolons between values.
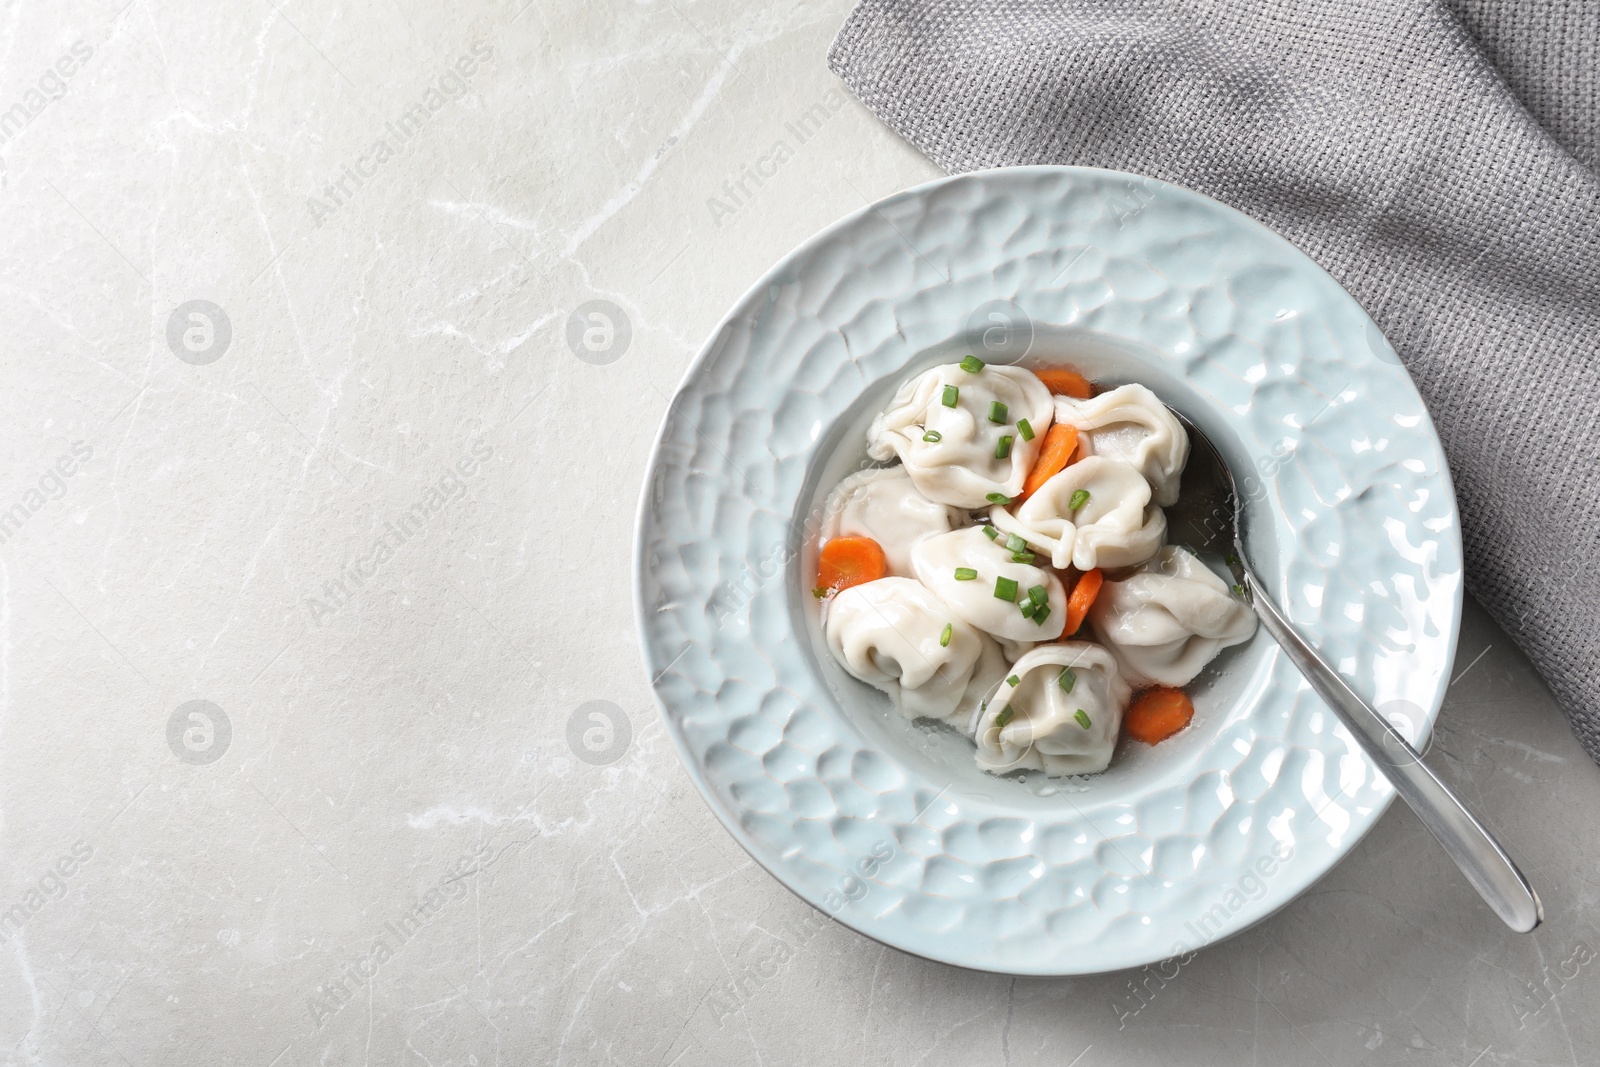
828;0;1600;763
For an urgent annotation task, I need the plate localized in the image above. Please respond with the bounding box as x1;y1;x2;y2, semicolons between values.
633;167;1461;975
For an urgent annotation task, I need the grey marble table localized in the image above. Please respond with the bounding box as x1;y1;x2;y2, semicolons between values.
1;1;1595;1064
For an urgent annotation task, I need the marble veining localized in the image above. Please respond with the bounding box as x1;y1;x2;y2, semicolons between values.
0;0;1595;1064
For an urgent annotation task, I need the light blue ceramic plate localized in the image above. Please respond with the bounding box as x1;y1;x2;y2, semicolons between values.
634;167;1461;975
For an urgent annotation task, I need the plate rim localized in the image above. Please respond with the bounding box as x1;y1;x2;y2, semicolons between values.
633;163;1463;976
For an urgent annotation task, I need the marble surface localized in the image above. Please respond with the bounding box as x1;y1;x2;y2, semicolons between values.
0;1;1594;1064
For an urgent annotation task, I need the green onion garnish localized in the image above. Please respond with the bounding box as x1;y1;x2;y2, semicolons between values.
1032;604;1051;626
995;705;1015;728
922;430;943;443
994;576;1018;602
959;355;985;373
942;385;959;408
988;400;1009;424
995;435;1013;460
1006;675;1020;687
1019;600;1038;619
1011;550;1035;564
1017;418;1035;441
1058;667;1076;693
1074;709;1092;730
1225;553;1240;566
1005;534;1026;553
983;526;1000;540
939;623;953;647
1027;585;1047;606
1068;489;1090;511
813;586;829;598
986;492;1011;506
1232;584;1245;596
954;567;978;581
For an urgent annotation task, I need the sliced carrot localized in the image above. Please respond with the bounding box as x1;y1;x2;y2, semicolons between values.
1062;567;1103;635
1017;423;1079;504
1124;687;1195;745
817;536;888;593
1035;367;1094;399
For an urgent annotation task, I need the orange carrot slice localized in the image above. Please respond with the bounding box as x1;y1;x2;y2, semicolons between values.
1124;687;1195;745
1035;368;1093;399
1017;423;1079;504
817;536;888;593
1062;567;1103;635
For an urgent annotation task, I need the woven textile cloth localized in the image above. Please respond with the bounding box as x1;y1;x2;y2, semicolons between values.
828;0;1600;762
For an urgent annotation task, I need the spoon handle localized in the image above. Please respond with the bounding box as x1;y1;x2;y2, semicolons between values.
1241;570;1543;933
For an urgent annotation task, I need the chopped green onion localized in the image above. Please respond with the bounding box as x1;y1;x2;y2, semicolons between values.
995;435;1013;460
1068;489;1091;511
1232;584;1245;596
1027;585;1047;606
985;492;1011;506
994;576;1018;602
1225;553;1240;566
988;400;1009;424
954;567;978;581
959;355;985;373
1005;534;1026;553
1074;709;1092;730
983;526;1000;541
1019;600;1038;619
1032;604;1051;626
939;623;953;647
942;385;959;408
813;586;829;599
1011;550;1036;564
1017;418;1035;441
1006;674;1020;687
1058;667;1076;693
995;705;1015;728
922;429;943;443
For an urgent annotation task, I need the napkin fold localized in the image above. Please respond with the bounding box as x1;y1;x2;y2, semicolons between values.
828;0;1600;763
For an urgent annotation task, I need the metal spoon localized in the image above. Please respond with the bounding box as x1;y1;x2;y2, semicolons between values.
1167;411;1542;933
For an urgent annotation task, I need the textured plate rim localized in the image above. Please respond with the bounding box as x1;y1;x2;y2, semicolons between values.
633;164;1462;976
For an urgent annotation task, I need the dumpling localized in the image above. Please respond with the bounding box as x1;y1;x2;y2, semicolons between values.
972;643;1132;776
910;527;1067;643
1054;384;1188;507
820;467;966;576
867;362;1054;508
995;636;1040;662
824;577;1009;724
1088;545;1256;686
988;456;1166;571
